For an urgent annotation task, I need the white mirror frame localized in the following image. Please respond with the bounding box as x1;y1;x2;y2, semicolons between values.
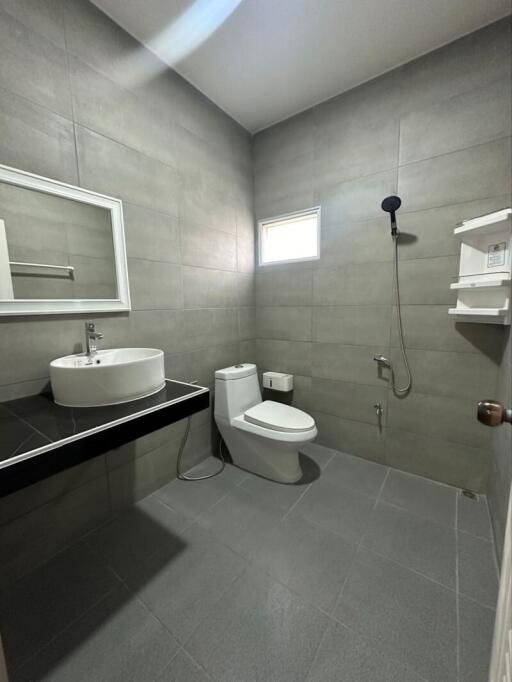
0;164;131;316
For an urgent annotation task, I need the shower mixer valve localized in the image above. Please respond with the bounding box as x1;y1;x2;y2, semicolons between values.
373;402;383;417
373;354;391;368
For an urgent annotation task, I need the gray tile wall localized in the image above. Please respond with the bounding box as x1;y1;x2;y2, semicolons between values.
0;0;254;575
253;18;512;492
488;327;512;561
1;183;117;299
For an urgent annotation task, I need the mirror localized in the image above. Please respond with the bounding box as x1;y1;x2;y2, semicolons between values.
0;165;130;315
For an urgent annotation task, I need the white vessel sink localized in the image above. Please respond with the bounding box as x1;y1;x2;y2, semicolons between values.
50;348;165;407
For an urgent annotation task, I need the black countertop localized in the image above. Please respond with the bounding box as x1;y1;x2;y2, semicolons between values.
0;380;209;495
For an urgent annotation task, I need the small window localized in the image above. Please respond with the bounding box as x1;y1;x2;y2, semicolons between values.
258;207;320;266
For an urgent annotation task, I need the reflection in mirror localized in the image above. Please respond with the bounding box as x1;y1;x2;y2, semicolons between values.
0;183;117;300
0;164;130;316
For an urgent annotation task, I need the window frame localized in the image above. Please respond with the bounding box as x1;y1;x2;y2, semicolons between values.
257;206;321;267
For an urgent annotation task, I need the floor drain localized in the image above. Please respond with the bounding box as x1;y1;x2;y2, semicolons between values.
461;489;477;500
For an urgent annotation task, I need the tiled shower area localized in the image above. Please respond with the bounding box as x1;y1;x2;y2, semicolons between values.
1;447;498;681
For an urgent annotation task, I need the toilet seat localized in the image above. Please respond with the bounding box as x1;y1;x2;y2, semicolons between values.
244;400;315;433
231;413;317;443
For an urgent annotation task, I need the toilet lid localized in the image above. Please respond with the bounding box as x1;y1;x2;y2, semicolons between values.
244;400;315;433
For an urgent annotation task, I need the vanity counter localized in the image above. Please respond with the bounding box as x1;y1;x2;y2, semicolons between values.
0;380;209;496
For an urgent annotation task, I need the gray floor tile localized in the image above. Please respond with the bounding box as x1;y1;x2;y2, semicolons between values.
381;468;457;527
2;449;498;681
187;458;248;485
122;524;247;644
362;501;456;588
252;514;358;612
13;586;179;682
239;469;311;513
194;485;286;558
458;532;498;608
300;442;337;468
185;567;329;682
458;595;495;682
457;493;492;540
334;547;457;681
306;620;425;682
298;449;333;483
156;650;211;682
290;475;376;543
155;466;239;520
86;494;190;578
324;451;388;498
0;542;119;669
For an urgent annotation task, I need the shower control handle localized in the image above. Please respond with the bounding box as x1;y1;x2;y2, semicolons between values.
477;399;512;427
373;354;391;368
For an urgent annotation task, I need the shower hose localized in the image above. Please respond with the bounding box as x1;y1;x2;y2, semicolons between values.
392;233;412;395
176;416;226;481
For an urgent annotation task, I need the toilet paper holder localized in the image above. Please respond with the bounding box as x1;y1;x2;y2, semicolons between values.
262;372;293;392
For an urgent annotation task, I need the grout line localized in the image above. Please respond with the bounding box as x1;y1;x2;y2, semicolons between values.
325;469;392;621
484;494;502;578
326;474;471;630
368;543;459;593
302;611;332;681
327;469;391;616
383;465;462;492
152;647;183;680
175;647;216;680
0;376;49;391
256;136;511;212
373;467;390;509
396;134;511;169
121;590;217;681
396;119;401;189
11;583;121;673
281;482;312;520
282;449;337;520
256;334;493;359
0;473;110;535
102;453;114;519
326;537;366;620
325;613;430;682
455;496;461;682
306;613;430;682
457;590;497;613
58;13;83;192
457;525;495;543
179;564;249;650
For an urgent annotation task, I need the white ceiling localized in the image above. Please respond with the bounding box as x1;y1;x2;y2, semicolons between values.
92;0;510;132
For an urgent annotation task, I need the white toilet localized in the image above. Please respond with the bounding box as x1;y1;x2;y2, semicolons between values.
214;363;317;483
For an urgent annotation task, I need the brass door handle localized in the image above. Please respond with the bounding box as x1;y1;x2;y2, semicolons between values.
477;400;512;427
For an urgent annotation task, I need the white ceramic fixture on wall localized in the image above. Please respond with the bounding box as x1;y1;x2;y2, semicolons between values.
449;208;512;324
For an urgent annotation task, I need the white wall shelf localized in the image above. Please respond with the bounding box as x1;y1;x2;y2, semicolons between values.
448;308;510;324
450;278;511;290
454;208;511;236
449;207;511;325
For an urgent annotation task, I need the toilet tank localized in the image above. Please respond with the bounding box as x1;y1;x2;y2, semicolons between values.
214;363;262;420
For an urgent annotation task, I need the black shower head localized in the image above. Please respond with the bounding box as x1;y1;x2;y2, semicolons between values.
381;195;402;236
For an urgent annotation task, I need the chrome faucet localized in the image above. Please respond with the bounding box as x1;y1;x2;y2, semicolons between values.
85;321;103;362
373;354;391;367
